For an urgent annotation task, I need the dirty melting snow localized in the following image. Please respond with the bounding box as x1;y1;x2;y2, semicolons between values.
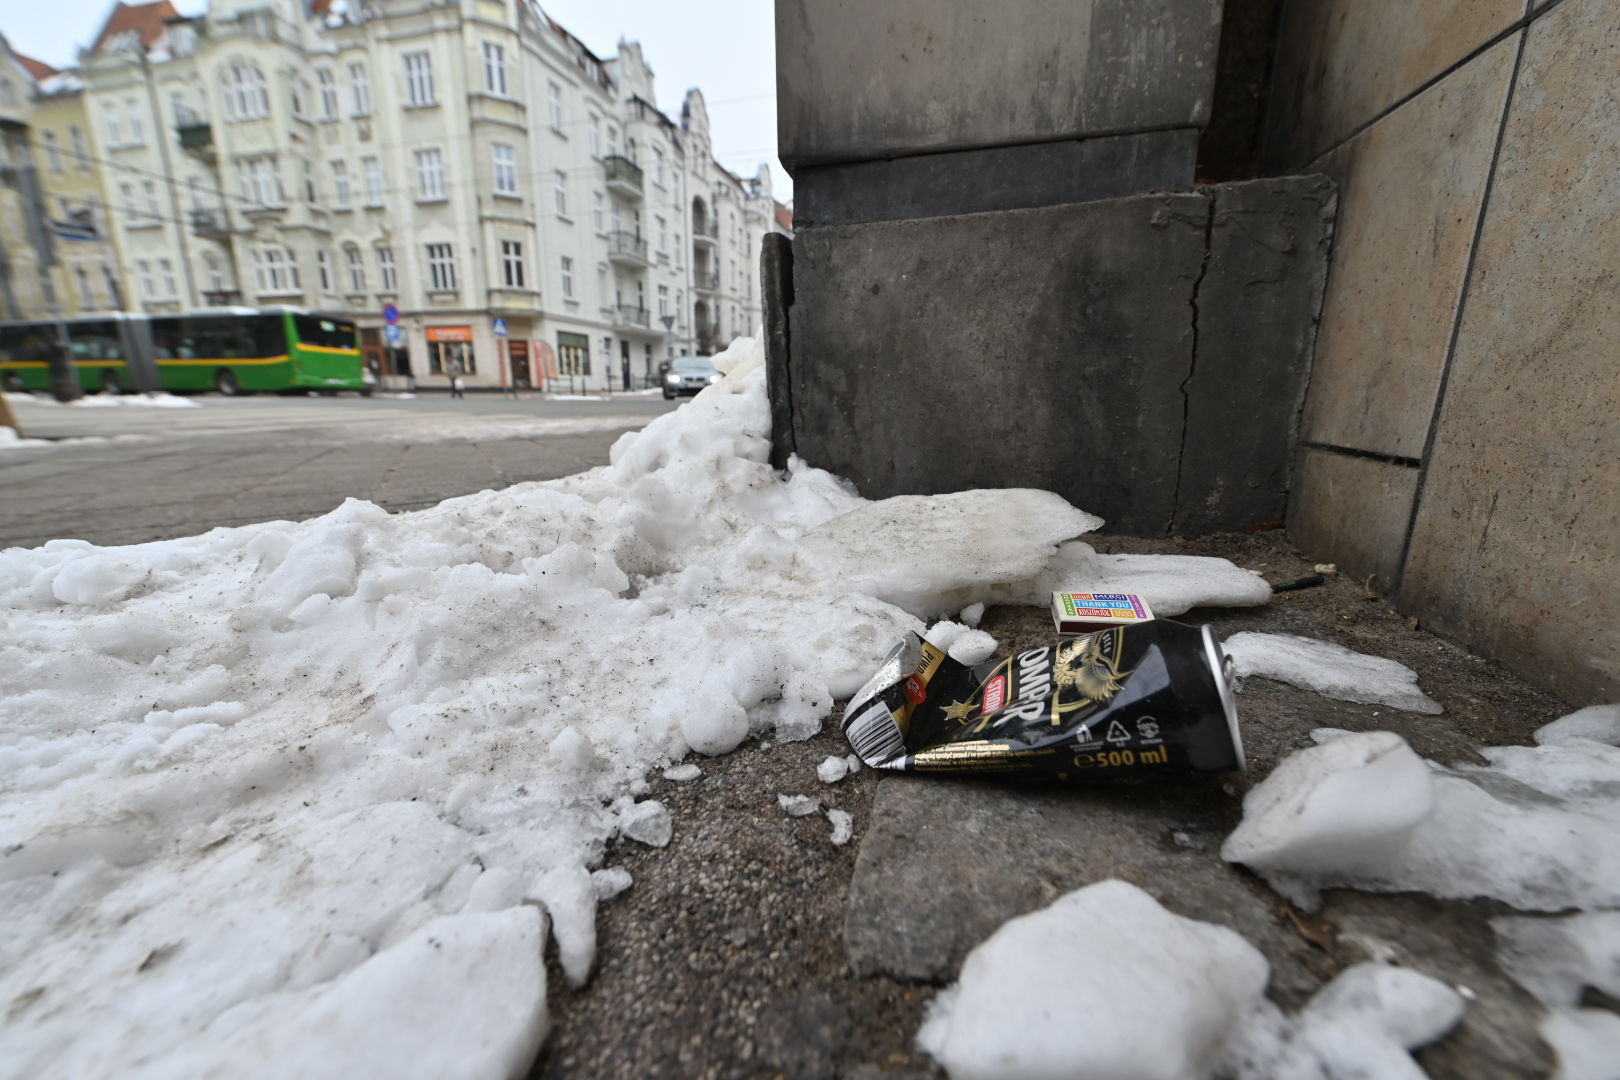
0;333;1278;1079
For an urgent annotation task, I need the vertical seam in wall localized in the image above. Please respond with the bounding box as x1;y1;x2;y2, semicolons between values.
1169;191;1216;536
1392;26;1530;596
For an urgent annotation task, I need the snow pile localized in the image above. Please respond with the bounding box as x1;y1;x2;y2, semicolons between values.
917;880;1269;1080
1223;632;1444;713
1223;717;1620;911
1493;912;1620;1080
1538;1009;1620;1080
0;426;52;449
916;880;1461;1080
1535;703;1620;747
0;332;1280;1077
68;391;200;408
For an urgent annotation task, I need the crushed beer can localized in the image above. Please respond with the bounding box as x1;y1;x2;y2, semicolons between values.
842;620;1244;782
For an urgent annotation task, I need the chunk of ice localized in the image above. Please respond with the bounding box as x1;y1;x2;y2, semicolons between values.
1535;704;1620;747
778;794;820;817
918;880;1269;1080
618;799;672;847
1223;632;1443;714
817;756;850;784
827;809;853;847
662;763;702;782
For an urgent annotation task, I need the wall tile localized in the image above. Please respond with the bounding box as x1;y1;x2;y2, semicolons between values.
1288;448;1419;591
1401;0;1620;704
1265;0;1525;171
1298;37;1516;457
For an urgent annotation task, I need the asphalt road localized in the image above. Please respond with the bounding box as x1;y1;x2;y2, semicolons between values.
0;390;679;549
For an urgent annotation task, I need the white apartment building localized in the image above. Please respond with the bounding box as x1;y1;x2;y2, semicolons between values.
75;0;790;392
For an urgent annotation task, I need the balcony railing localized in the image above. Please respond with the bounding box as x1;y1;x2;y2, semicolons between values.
176;121;214;162
190;209;235;240
603;155;643;197
614;304;650;328
693;268;720;292
607;230;648;264
693;218;719;240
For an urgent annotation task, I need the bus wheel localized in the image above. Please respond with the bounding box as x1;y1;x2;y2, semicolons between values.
101;370;123;395
215;369;241;396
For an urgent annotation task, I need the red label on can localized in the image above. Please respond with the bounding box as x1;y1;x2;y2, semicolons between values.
904;675;928;704
982;675;1006;714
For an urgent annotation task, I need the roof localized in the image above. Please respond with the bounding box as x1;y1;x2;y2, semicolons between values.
91;1;180;56
775;201;793;231
17;54;58;81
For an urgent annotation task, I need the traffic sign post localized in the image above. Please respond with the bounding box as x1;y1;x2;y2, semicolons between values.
492;318;508;337
384;324;403;345
383;304;401;325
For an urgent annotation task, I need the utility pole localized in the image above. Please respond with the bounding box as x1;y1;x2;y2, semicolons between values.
135;46;200;310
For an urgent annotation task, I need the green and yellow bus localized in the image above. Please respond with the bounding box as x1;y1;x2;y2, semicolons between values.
0;309;368;397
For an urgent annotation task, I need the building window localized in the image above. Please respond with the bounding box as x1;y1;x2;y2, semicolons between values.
120;182;137;221
43;131;63;173
378;247;396;292
318;69;339;119
125;98;144;143
346;247;365;293
553;171;567;216
252;248;299;293
557;330;589;375
362;157;383;205
105;106;123;146
593;191;604;233
103;266;123;307
416;149;446;200
482;42;507;96
331;160;350;206
75;267;94;307
652;147;663;186
222;64;270;121
547;83;562;132
607;125;618;157
143;181;161;219
137;260;155;298
303;159;317;203
403;52;435;107
656;216;666;251
205;252;225;293
560;255;573;298
658;283;668;316
349;64;371;116
237;156;283;205
291;81;308;117
426;243;456;291
588;114;600;157
501;240;524;288
70;126;89;170
317;250;333;292
492;144;517;195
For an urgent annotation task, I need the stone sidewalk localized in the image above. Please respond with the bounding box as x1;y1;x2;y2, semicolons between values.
533;529;1571;1080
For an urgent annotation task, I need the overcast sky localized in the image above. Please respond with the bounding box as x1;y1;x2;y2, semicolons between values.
2;0;790;199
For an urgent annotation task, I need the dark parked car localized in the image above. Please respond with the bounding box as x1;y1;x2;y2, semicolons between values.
662;354;722;399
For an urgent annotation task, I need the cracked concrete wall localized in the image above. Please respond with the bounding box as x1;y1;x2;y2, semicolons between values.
1275;0;1620;704
766;178;1334;537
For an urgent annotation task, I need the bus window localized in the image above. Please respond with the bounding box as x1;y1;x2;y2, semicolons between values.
67;321;125;361
0;323;59;364
293;314;358;350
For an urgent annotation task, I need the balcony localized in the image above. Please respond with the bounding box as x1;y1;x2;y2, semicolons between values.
692;268;720;293
190;209;236;241
607;230;649;267
602;155;643;199
692;217;719;246
613;304;650;329
176;121;215;164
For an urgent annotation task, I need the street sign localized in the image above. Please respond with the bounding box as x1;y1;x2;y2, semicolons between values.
384;324;403;345
492;318;508;337
383;304;401;324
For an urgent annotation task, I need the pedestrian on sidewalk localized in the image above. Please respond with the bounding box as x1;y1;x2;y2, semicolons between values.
621;354;631;392
449;359;465;399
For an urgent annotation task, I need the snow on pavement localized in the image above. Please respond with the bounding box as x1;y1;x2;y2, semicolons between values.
917;880;1464;1080
1223;631;1444;714
0;333;1282;1079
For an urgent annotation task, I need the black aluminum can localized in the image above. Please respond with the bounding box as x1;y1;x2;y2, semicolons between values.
842;619;1244;782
